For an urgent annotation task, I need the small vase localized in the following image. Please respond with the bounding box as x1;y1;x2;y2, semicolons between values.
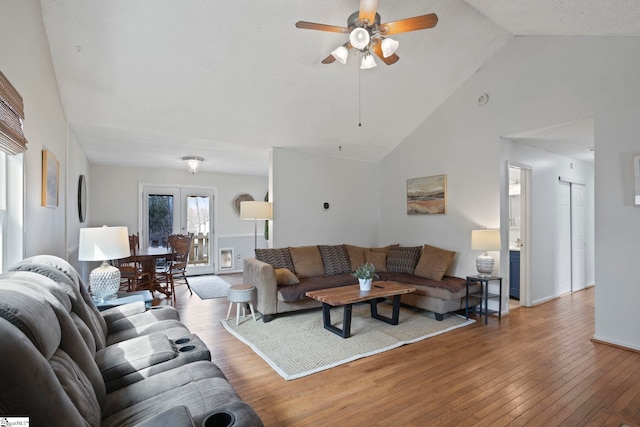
358;278;372;291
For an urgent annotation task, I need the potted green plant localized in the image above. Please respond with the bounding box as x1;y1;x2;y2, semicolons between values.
352;262;378;291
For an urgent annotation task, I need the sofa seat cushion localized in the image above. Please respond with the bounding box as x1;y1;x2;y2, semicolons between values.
377;273;469;299
277;273;358;302
96;334;177;381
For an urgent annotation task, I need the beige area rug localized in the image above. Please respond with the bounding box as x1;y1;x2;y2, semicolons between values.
188;275;231;299
221;303;474;380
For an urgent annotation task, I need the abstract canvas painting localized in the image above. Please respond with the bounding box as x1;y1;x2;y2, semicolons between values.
407;174;446;215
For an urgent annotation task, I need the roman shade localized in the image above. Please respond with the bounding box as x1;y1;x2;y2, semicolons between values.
0;71;28;154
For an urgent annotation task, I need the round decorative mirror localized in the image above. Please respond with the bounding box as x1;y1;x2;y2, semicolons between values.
232;193;253;216
78;175;87;223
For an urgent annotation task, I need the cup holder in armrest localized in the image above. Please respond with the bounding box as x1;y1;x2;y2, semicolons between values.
201;411;235;427
179;345;197;353
174;337;191;345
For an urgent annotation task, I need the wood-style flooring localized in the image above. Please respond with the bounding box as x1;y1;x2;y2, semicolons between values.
155;277;640;426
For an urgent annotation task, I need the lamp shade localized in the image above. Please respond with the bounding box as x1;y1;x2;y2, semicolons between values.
331;45;349;64
349;27;370;50
381;38;399;58
240;201;272;220
471;229;501;251
78;226;130;261
360;54;377;69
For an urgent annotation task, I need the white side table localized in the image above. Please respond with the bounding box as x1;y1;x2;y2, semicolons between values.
226;284;257;325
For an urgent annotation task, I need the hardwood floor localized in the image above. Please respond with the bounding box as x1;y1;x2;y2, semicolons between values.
156;277;640;426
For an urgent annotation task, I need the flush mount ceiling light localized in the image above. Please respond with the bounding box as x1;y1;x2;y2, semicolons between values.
182;156;204;174
295;0;438;69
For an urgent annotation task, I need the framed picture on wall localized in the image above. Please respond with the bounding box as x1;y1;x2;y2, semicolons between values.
219;247;234;270
42;150;59;207
407;174;447;215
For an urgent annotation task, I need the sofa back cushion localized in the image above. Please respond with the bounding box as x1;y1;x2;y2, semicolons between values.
344;244;398;271
365;251;387;272
255;248;295;271
386;246;422;274
414;244;456;281
289;246;325;278
318;245;351;276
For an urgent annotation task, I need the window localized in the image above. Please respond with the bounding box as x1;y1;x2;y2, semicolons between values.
0;151;24;272
0;71;26;271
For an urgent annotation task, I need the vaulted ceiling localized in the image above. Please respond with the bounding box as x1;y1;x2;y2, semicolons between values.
41;1;640;176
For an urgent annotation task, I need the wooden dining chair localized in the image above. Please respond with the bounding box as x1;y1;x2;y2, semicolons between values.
116;233;152;292
158;234;193;299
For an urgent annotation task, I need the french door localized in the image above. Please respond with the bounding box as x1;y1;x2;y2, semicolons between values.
140;185;215;275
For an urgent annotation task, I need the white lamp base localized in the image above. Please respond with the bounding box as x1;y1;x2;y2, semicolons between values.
476;253;495;277
90;261;121;303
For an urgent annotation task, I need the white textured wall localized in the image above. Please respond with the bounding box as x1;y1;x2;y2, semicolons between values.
380;36;639;350
0;1;71;259
271;148;379;248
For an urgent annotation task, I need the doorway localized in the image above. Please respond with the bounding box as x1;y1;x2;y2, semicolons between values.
507;163;532;308
139;184;216;275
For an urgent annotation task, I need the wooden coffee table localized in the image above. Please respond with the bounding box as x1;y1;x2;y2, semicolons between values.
306;281;416;338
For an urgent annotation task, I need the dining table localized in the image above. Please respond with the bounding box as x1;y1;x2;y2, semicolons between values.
134;246;173;297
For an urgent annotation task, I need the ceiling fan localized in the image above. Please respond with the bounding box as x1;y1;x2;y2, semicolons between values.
295;0;438;69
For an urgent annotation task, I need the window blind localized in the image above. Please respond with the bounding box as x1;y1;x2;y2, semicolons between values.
0;71;28;154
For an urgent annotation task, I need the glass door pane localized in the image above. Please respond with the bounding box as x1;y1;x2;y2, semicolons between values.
147;194;174;248
141;185;214;275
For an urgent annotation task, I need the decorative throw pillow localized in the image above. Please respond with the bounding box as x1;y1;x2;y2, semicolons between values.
414;244;456;281
344;245;367;271
255;248;295;271
274;268;299;285
364;251;387;272
386;246;422;274
289;246;325;279
318;245;351;276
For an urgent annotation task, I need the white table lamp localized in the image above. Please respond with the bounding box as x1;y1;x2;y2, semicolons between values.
240;201;272;251
78;225;130;302
471;229;501;277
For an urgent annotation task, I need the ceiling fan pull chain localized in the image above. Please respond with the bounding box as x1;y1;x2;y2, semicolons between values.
358;69;362;127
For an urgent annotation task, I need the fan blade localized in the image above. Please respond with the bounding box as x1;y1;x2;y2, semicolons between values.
321;54;336;64
380;13;438;35
358;0;379;25
322;43;352;64
295;21;349;33
372;42;399;65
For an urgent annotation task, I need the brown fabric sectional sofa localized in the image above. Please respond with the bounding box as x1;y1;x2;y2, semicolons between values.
243;243;481;322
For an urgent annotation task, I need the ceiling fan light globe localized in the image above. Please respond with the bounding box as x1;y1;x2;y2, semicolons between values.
331;46;349;64
349;27;370;50
360;54;377;69
381;38;399;58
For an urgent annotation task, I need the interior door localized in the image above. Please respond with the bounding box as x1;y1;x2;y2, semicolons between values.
571;183;586;291
557;180;587;294
558;181;572;294
141;185;215;275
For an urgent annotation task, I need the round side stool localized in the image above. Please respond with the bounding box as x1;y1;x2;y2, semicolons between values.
226;284;257;325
